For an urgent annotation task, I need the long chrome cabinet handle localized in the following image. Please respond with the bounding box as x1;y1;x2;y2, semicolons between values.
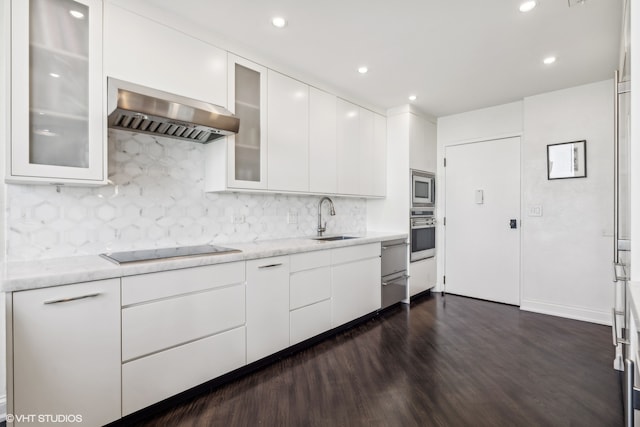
44;293;101;305
258;263;283;269
381;243;409;250
382;274;410;286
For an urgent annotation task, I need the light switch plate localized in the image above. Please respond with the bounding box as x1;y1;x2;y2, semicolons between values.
528;205;543;217
475;190;484;204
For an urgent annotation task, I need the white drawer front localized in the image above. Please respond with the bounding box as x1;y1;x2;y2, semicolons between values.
122;284;245;361
331;243;380;265
122;261;245;305
290;266;331;310
290;249;331;272
290;300;332;345
122;326;246;416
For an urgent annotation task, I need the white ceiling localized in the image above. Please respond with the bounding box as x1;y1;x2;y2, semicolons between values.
131;0;622;118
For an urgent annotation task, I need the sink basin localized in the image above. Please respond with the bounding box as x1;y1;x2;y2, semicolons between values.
313;235;360;241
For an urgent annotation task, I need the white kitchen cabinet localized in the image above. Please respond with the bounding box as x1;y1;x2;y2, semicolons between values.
246;256;290;363
409;257;436;296
123;327;246;416
121;262;246;415
8;0;106;185
359;110;387;197
206;54;268;191
267;70;309;191
409;113;437;173
331;243;381;326
337;99;387;197
289;250;332;344
309;88;338;194
336;99;361;195
10;279;121;426
103;3;227;107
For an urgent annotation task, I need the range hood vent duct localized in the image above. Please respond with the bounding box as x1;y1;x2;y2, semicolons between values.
107;78;239;143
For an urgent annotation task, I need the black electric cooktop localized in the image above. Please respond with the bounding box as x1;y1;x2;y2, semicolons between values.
100;244;241;264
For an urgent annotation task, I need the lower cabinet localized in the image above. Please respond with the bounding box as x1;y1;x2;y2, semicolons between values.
246;256;290;363
8;242;388;424
409;257;436;296
289;250;332;344
11;279;121;426
120;262;246;416
331;244;382;326
122;327;246;415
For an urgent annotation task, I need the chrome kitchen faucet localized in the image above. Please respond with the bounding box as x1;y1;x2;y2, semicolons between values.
317;197;336;236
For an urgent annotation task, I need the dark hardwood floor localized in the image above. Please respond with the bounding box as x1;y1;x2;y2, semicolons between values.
131;293;623;427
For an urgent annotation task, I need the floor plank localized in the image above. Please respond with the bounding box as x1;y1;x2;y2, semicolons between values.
130;294;623;426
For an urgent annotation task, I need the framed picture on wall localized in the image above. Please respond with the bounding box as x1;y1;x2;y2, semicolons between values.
547;140;587;180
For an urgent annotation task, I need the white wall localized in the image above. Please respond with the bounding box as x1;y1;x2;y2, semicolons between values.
436;102;524;291
521;80;614;324
437;82;614;325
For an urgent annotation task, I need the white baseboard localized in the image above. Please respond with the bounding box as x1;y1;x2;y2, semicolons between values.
520;299;611;325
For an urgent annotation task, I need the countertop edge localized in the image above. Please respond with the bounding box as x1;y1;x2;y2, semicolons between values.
1;232;408;292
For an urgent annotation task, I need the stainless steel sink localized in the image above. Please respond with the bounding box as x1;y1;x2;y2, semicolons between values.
313;235;360;241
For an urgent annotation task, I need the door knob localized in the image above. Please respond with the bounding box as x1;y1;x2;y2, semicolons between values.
510;219;517;229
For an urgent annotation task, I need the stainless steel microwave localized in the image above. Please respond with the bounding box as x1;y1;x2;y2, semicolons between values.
411;170;435;207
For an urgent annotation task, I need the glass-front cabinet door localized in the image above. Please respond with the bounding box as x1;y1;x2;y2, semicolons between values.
9;0;105;184
226;54;267;189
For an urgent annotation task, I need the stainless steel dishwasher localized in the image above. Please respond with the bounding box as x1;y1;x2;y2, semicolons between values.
381;239;409;309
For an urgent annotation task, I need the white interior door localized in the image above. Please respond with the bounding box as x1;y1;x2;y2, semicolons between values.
444;137;521;305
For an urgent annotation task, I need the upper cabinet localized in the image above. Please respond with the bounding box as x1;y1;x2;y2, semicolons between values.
267;70;309;192
103;4;227;107
409;114;437;173
205;55;270;192
309;88;337;194
8;0;106;185
337;99;386;197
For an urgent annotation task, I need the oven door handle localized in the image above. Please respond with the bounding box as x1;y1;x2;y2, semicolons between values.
411;224;435;229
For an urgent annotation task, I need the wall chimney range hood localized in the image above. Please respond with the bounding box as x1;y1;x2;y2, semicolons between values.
107;78;239;143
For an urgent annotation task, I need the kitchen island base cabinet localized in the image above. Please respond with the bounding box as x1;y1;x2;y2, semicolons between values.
331;244;382;326
246;256;290;363
122;326;246;416
10;279;121;426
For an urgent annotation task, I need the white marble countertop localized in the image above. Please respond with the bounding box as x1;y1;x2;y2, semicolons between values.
1;231;407;292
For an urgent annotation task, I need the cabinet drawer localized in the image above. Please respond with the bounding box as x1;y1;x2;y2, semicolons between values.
122;284;245;361
290;249;331;272
290;266;331;310
331;243;380;265
290;300;332;345
122;326;246;416
122;261;244;305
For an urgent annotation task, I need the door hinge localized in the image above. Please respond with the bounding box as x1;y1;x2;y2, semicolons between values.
444;158;447;167
443;217;446;226
443;275;446;285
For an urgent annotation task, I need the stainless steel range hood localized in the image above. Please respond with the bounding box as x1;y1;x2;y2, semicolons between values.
107;78;239;143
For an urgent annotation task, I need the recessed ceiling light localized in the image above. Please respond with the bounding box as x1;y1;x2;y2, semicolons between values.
519;1;537;12
358;66;368;74
543;56;557;65
272;17;287;28
408;95;417;101
69;10;84;19
49;72;60;78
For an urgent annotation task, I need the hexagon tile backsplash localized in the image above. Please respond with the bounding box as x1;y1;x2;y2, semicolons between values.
5;130;367;261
